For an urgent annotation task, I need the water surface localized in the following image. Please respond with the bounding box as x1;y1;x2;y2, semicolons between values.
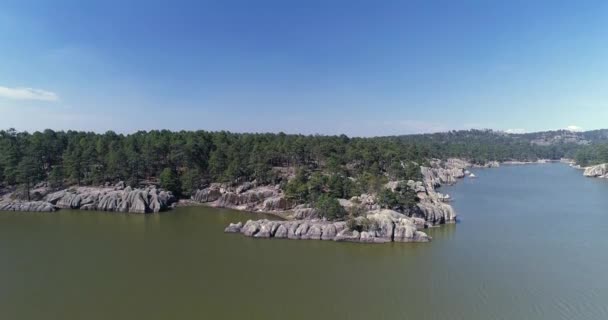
1;163;608;319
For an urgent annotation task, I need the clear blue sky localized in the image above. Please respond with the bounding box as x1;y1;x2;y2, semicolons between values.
1;0;607;136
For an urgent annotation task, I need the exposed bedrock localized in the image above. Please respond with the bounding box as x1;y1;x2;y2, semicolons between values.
195;158;487;226
45;184;176;213
408;158;472;224
583;164;608;178
192;184;294;212
0;200;56;212
224;209;431;243
1;182;176;213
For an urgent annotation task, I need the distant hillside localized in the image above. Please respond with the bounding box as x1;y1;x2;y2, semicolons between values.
517;129;608;146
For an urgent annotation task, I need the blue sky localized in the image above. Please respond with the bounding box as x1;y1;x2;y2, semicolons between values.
1;0;607;136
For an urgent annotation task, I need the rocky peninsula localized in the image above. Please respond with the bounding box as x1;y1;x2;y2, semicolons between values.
215;159;500;243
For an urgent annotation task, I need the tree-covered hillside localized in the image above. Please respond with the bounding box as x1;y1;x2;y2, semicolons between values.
574;143;608;167
1;128;605;198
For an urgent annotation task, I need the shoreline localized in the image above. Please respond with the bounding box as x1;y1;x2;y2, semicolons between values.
0;158;479;244
221;158;492;243
3;158;604;244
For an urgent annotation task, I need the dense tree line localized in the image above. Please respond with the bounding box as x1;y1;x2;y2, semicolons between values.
1;128;602;201
574;143;608;167
394;130;583;163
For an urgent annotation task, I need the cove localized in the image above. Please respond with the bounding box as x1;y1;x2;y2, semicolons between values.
1;163;608;320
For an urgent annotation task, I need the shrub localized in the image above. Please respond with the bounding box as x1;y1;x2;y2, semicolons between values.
377;182;418;212
315;194;346;220
159;168;181;196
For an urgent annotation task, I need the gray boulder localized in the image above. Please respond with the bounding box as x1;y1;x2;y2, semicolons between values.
584;164;608;178
192;187;222;203
241;220;260;237
0;200;56;212
335;229;361;242
274;224;289;238
224;222;243;233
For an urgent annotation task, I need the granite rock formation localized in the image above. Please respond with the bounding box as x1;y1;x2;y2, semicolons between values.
225;209;430;243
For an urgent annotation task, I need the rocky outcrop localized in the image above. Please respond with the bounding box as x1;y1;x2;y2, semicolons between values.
414;201;456;225
293;206;320;219
0;200;56;212
1;181;176;213
583;164;608;178
411;158;471;224
192;186;222;203
224;222;243;233
224;209;430;243
348;194;379;211
41;184;176;213
262;196;292;211
421;158;468;188
192;184;294;212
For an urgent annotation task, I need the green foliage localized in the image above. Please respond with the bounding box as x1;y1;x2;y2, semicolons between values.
1;128;607;198
315;194;346;221
159;168;181;196
17;156;41;201
326;174;356;199
356;172;388;195
180;168;201;197
49;166;65;189
285;169;356;205
575;143;608;167
377;183;418;212
285;169;310;203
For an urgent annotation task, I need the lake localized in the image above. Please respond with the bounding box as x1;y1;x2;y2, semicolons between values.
2;163;608;319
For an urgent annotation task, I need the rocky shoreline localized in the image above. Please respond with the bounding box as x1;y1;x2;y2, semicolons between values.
6;158;597;244
0;182;177;213
0;158;498;244
583;163;608;179
218;158;499;243
224;209;431;243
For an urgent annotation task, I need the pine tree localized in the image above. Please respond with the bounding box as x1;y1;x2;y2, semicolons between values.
17;156;40;201
160;168;181;195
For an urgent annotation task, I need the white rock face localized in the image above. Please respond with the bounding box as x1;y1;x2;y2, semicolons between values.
191;184;293;212
421;158;468;188
415;158;470;224
0;184;176;214
45;185;176;213
583;164;608;178
192;185;222;202
225;209;430;243
0;200;56;212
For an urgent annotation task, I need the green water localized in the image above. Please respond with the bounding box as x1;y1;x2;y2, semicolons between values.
2;163;608;319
